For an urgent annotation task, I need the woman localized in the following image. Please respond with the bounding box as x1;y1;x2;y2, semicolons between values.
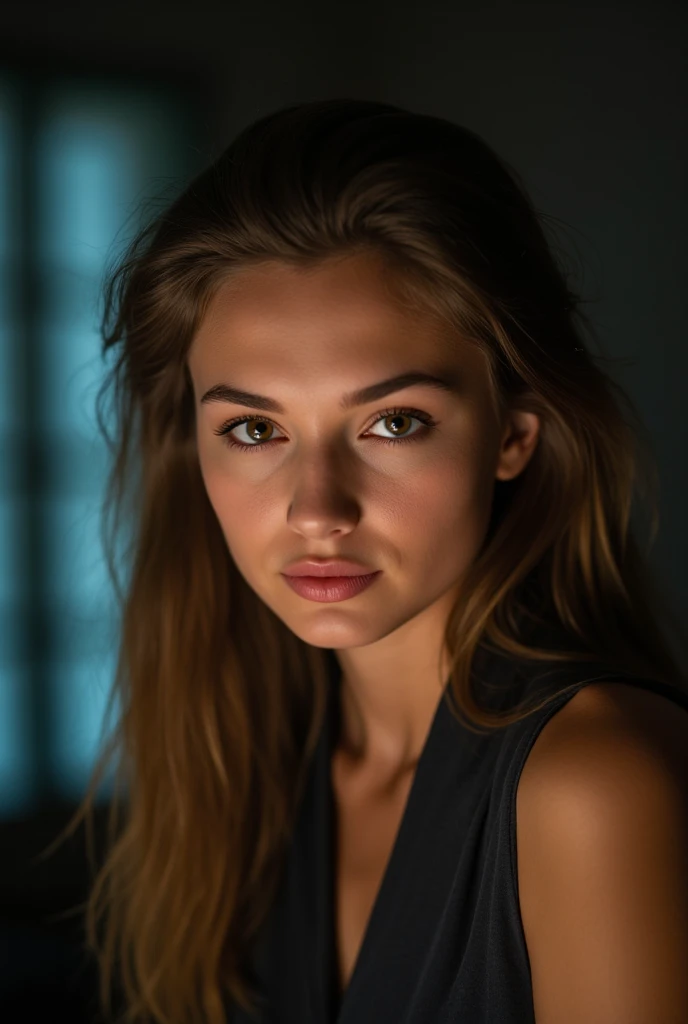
49;98;688;1023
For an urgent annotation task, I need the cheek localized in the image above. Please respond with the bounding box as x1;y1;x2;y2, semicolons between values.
386;459;494;570
198;453;263;548
200;456;299;579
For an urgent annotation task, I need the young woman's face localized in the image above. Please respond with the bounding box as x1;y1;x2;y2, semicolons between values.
188;252;539;651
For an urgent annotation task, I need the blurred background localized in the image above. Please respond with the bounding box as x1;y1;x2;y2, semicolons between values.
0;1;686;1020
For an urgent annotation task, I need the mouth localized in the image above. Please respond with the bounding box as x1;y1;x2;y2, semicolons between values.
281;570;382;603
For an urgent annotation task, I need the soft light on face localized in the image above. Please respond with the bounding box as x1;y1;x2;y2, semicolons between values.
187;252;538;652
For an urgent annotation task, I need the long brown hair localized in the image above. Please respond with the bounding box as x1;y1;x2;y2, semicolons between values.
38;97;687;1024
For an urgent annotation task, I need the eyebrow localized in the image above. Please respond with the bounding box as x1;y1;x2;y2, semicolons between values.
199;369;463;414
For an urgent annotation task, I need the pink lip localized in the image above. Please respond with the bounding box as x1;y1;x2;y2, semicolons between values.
281;572;382;603
282;559;376;577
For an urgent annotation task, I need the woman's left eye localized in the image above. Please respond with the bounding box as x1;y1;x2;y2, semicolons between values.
213;406;438;454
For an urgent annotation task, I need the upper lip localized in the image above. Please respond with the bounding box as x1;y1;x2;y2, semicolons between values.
282;558;378;577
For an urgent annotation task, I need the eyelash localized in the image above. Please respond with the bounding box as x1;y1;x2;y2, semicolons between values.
213;406;438;454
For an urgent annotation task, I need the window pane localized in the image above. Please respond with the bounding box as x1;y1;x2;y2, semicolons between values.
49;657;119;800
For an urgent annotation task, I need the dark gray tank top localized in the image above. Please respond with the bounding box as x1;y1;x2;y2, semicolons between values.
228;619;688;1023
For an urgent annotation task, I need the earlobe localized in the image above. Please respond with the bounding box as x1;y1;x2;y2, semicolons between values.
494;411;540;481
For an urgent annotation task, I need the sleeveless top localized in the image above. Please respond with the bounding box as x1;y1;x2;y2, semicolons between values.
227;617;688;1023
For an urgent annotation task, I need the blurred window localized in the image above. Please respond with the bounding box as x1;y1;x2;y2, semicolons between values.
0;72;199;815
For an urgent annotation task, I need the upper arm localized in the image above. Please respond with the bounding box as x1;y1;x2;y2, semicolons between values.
516;682;688;1024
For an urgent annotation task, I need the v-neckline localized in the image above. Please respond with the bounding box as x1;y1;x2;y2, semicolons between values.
322;664;458;1022
302;620;570;1023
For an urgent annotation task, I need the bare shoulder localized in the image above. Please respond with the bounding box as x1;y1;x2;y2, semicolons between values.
515;680;688;1023
520;679;688;787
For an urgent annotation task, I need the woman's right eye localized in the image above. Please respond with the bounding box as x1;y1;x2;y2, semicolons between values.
214;416;283;453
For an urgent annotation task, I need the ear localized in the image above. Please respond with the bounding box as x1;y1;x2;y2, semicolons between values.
494;409;541;482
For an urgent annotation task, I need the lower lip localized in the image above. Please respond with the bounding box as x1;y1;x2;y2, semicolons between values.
281;572;382;602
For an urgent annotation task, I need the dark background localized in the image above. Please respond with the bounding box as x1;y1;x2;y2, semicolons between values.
1;1;686;1020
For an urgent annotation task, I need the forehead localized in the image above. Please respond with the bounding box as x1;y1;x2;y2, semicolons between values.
189;253;458;368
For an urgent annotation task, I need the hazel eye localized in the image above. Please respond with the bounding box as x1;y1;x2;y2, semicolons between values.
368;411;422;439
230;417;281;445
214;405;438;453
